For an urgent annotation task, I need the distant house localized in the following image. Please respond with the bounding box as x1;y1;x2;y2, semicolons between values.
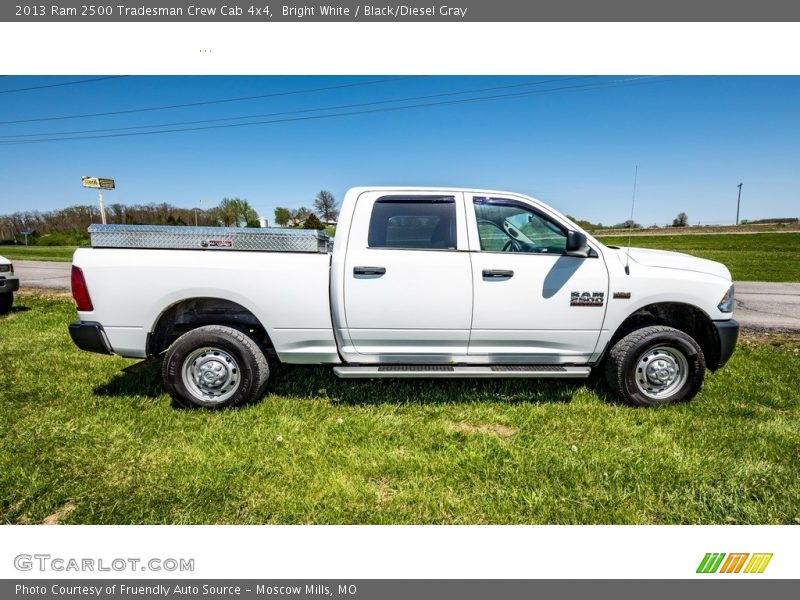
258;217;269;228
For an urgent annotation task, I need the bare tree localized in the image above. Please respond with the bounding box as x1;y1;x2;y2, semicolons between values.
313;190;339;223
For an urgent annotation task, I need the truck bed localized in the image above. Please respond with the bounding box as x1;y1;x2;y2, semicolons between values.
73;246;339;363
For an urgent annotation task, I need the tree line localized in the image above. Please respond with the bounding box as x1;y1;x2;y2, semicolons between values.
273;190;339;229
568;211;691;231
0;191;340;244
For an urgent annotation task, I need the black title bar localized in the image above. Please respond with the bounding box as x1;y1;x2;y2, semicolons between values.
4;579;800;600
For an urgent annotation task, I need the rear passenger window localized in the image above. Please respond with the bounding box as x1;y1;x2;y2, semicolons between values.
368;196;457;250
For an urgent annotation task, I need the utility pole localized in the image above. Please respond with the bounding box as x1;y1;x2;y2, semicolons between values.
735;182;743;226
193;199;205;226
98;191;107;225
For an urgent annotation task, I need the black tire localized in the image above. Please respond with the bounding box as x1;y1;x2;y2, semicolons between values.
604;325;705;407
162;325;269;409
0;293;12;315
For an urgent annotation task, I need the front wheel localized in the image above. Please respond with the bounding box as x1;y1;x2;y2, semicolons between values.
162;325;269;409
604;325;705;406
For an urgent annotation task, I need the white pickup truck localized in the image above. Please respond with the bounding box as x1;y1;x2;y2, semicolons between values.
69;187;738;409
0;255;19;314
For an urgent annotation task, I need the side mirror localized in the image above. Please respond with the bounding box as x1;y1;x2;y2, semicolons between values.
565;230;590;257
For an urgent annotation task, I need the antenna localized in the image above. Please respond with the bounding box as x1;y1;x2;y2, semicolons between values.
625;165;638;275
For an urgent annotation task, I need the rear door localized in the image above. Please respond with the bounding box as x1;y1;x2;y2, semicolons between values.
343;191;473;357
466;193;608;362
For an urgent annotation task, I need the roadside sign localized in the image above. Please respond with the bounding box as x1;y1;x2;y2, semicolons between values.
82;176;115;225
19;230;32;235
82;176;115;190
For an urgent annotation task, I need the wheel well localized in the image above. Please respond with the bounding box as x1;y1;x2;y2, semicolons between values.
148;298;274;357
605;302;722;370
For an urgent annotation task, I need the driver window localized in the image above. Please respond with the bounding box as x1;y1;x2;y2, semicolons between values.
474;197;567;254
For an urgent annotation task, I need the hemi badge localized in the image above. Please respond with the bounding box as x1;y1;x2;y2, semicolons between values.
613;292;631;299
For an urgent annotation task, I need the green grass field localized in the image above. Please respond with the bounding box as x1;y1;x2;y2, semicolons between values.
2;291;798;525
597;233;800;282
0;245;76;262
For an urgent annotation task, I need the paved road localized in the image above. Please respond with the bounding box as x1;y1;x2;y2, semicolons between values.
734;281;800;331
12;260;800;331
14;260;71;290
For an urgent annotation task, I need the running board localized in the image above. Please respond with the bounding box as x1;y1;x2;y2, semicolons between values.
333;365;591;379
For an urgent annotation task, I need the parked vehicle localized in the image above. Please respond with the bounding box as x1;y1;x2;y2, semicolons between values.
0;255;19;314
69;187;738;408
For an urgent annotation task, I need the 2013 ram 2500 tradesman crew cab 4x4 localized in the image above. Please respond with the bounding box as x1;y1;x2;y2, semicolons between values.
69;187;738;408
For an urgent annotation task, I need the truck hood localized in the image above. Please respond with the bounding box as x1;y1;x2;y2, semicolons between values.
616;246;732;281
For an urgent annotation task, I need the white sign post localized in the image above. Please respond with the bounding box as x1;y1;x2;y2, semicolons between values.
82;176;116;224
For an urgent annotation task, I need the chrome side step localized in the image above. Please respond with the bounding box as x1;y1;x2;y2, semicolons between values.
333;365;591;379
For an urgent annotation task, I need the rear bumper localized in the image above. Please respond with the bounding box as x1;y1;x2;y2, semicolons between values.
69;321;114;355
0;277;19;293
713;319;739;369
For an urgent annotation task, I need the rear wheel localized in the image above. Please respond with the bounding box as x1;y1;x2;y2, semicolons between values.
0;293;12;315
162;325;269;409
604;325;705;406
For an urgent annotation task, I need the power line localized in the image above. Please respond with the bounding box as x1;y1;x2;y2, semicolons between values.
0;76;595;139
0;76;691;146
0;76;424;125
0;76;127;95
0;76;673;144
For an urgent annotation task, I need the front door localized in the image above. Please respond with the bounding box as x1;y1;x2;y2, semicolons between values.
466;194;608;362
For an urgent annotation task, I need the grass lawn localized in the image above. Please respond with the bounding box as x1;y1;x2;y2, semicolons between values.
2;291;799;525
596;232;800;282
0;245;77;262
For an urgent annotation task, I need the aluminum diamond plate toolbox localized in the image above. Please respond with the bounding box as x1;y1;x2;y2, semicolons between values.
88;224;330;253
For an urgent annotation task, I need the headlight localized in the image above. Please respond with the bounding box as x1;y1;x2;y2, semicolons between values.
718;284;734;313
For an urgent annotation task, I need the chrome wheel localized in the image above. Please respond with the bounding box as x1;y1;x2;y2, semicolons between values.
181;346;241;404
634;345;688;400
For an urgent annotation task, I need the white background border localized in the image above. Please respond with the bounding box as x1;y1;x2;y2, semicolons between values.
1;20;798;581
2;525;798;579
0;23;799;74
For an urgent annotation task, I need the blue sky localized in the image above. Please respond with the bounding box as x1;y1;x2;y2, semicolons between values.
0;75;797;225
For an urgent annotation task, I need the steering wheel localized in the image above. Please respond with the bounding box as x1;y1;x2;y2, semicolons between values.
502;219;536;247
478;219;525;252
